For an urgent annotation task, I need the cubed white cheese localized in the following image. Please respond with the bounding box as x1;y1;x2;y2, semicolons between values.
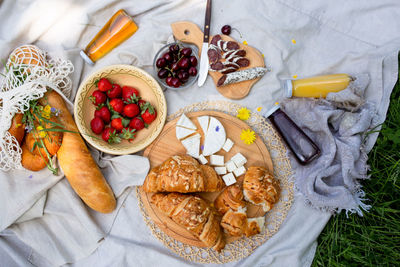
222;138;234;152
231;152;247;167
210;154;224;166
214;166;227;175
222;173;236;186
233;165;246;177
198;154;208;164
225;161;236;173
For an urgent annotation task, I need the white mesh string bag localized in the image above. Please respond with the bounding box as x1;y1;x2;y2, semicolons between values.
0;45;74;171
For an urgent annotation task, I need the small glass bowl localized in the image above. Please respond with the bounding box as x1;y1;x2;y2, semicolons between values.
153;42;199;91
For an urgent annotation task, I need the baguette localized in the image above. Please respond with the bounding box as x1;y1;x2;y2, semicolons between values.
43;90;116;213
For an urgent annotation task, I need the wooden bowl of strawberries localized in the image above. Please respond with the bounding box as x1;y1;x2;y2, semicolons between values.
74;65;167;155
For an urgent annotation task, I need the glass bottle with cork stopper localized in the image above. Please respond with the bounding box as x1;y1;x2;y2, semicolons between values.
80;9;138;65
263;102;320;165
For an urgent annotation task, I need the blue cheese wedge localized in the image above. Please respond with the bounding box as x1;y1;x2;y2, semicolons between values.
210;155;224;166
214;166;227;175
197;116;209;135
177;113;197;130
202;117;226;156
231;152;247;167
222;172;236;186
181;133;201;158
176;127;196;140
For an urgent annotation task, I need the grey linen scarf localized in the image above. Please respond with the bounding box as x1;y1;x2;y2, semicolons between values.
281;74;374;215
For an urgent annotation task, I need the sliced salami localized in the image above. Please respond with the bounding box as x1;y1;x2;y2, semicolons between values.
232;57;250;67
217;67;268;87
210;61;224;71
207;48;220;64
224;49;246;60
210;35;221;46
223;62;240;70
226;41;240;51
220;67;237;74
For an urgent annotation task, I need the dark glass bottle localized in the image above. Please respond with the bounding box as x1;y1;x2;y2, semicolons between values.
264;104;320;165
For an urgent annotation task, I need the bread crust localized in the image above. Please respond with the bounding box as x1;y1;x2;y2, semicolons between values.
151;192;226;251
46;90;116;213
143;155;224;193
243;166;280;213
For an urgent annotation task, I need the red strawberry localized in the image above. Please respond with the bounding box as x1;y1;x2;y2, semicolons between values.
108;98;124;114
107;83;122;99
97;78;113;92
111;118;123;132
122;86;140;103
123;103;140;118
141;102;157;124
89;90;107;106
95;106;111;123
129;117;145;131
90;117;104;134
111;116;130;132
102;127;121;144
120;127;136;142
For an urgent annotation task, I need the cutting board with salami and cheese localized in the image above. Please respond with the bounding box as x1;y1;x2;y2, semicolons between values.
171;21;267;100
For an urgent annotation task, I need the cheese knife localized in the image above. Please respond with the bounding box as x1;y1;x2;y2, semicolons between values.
197;0;212;87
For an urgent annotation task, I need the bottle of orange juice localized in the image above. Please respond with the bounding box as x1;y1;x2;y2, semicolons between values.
80;9;138;65
284;74;353;98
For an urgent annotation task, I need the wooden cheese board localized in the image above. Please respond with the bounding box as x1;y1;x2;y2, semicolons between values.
139;111;273;247
171;21;266;100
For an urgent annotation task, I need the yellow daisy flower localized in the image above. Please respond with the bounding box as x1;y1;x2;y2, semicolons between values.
42;104;52;119
240;129;256;145
236;107;251;121
36;125;47;138
243;40;248;45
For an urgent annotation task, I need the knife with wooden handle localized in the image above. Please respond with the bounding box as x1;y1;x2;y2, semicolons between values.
197;0;212;87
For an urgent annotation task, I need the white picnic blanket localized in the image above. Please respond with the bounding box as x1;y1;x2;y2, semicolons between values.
0;0;399;266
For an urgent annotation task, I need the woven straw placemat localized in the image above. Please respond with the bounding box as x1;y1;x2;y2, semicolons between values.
136;101;294;264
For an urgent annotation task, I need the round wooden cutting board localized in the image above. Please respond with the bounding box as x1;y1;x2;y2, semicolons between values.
139;111;273;248
171;21;266;100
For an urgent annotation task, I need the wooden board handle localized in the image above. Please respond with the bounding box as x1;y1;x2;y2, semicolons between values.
171;21;204;50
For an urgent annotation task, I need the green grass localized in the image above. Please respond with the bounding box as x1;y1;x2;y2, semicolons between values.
312;55;400;266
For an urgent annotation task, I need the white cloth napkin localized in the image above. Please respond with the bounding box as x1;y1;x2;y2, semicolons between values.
0;0;399;266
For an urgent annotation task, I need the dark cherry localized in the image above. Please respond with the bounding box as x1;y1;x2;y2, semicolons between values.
158;69;168;79
171;77;181;88
177;70;189;82
188;66;198;76
189;56;197;67
171;62;180;71
166;76;173;86
178;57;190;69
180;47;192;57
221;25;231;35
162;52;173;62
156;58;167;68
169;44;180;54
